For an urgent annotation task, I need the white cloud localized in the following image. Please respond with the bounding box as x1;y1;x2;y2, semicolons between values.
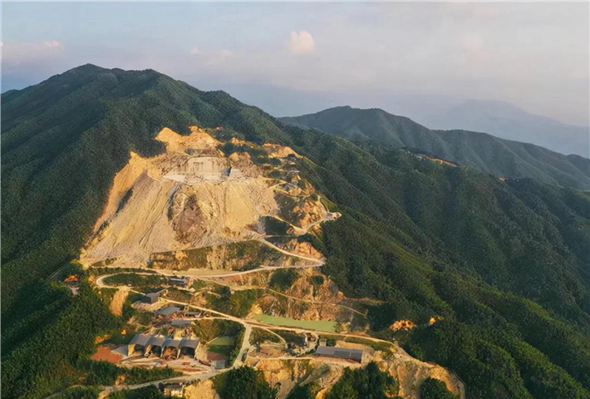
289;31;315;55
189;47;232;58
188;47;234;69
1;40;64;67
44;40;62;48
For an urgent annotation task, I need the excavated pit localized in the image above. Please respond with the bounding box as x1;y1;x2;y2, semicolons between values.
81;126;329;268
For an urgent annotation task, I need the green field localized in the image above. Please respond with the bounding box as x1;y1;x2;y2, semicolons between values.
208;336;235;346
253;314;338;332
207;345;232;357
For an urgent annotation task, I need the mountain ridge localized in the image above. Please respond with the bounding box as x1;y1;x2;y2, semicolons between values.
280;106;590;190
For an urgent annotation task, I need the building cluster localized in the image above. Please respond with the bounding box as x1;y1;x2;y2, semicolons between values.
284;332;317;355
128;333;199;360
63;274;81;296
163;156;244;184
161;383;184;398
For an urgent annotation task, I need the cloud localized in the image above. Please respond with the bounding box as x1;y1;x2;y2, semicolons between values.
190;47;202;55
44;40;62;48
1;40;63;67
289;31;315;55
189;47;232;58
188;47;234;69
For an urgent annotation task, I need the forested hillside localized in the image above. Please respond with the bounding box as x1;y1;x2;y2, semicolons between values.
2;65;590;398
280;106;590;190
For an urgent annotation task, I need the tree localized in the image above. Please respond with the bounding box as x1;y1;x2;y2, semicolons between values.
326;362;398;399
215;367;276;399
286;384;314;399
419;378;457;399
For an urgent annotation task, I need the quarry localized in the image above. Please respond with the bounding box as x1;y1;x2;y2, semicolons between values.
83;126;464;399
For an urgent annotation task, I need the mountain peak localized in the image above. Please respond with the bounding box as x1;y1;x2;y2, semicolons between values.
67;63;107;72
312;105;413;121
52;64;166;86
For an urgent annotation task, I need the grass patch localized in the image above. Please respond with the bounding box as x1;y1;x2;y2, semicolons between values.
250;328;281;344
90;267;157;276
253;314;338;332
193;319;243;342
163;287;192;303
318;334;394;352
209;336;235;346
102;273;169;289
192;279;208;291
207;345;233;357
209;288;263;318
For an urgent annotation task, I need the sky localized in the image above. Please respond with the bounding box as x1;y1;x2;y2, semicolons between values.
1;2;589;126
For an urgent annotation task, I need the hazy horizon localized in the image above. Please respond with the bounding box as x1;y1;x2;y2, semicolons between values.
2;2;589;127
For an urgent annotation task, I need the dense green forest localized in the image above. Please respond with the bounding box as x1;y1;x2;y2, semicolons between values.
2;64;590;398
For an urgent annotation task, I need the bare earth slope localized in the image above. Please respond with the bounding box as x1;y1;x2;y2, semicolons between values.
81;126;326;268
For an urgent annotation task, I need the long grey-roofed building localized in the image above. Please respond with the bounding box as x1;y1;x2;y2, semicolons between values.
156;305;181;317
180;338;200;349
315;346;364;363
146;335;166;357
163;338;182;359
128;333;152;356
171;319;193;328
164;338;182;348
179;338;200;359
184;311;201;318
144;292;161;304
169;277;191;287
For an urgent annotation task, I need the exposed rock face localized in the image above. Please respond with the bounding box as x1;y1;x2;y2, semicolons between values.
184;380;219;399
109;287;129;317
250;351;464;399
80;126;330;268
170;192;206;243
381;348;465;399
251;358;341;399
390;320;417;332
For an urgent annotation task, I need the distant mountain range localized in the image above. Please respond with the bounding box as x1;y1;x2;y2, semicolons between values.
219;84;588;157
419;99;589;158
281;106;590;190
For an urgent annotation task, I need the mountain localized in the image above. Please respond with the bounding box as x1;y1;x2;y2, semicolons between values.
420;99;590;158
280;106;590;190
225;84;588;158
2;65;590;399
